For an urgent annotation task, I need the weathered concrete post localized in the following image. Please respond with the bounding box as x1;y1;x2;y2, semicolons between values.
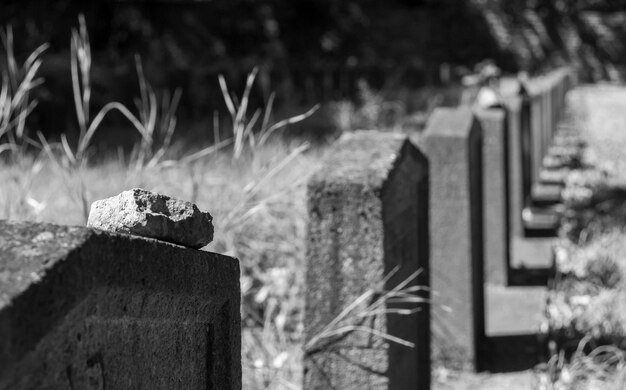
551;76;559;134
503;96;525;238
475;107;510;285
519;85;533;211
529;83;545;185
305;131;430;389
0;220;241;390
414;107;485;369
542;80;552;155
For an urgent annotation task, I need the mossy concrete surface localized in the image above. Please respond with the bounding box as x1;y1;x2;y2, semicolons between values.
305;131;430;389
475;108;509;286
0;220;241;390
418;107;485;370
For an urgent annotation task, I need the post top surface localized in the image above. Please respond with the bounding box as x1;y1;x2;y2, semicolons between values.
502;95;522;110
423;107;476;139
474;106;506;122
0;220;236;311
0;221;93;307
310;130;418;189
0;220;241;385
526;67;571;96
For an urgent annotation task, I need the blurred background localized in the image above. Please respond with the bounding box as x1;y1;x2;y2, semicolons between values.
6;0;624;148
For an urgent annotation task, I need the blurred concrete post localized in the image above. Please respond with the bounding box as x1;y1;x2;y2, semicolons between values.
519;84;533;217
475;107;510;285
415;107;485;370
529;83;544;186
551;76;559;133
305;131;430;389
503;96;525;238
539;80;554;158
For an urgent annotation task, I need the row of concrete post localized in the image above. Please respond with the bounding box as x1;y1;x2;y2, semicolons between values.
304;67;575;389
0;67;574;390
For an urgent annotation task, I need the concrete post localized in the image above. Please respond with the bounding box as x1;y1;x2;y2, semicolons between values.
305;131;430;389
415;107;485;369
529;84;544;186
475;108;510;285
0;221;241;390
503;96;525;238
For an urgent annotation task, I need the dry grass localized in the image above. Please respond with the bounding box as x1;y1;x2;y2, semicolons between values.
0;139;322;390
327;79;452;134
543;100;626;389
537;337;626;390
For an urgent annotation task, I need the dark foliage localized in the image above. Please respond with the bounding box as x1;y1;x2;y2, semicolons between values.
0;0;504;141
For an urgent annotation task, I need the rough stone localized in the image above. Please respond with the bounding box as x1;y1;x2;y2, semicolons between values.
0;220;240;390
87;188;213;249
305;131;430;390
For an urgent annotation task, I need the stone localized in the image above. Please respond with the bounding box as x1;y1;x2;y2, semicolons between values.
305;131;430;389
87;188;213;249
415;107;485;370
0;220;241;389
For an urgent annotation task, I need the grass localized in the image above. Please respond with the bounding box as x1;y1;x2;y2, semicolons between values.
326;79;452;134
304;268;426;355
537;337;626;390
0;137;319;390
547;228;626;351
543;130;626;388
